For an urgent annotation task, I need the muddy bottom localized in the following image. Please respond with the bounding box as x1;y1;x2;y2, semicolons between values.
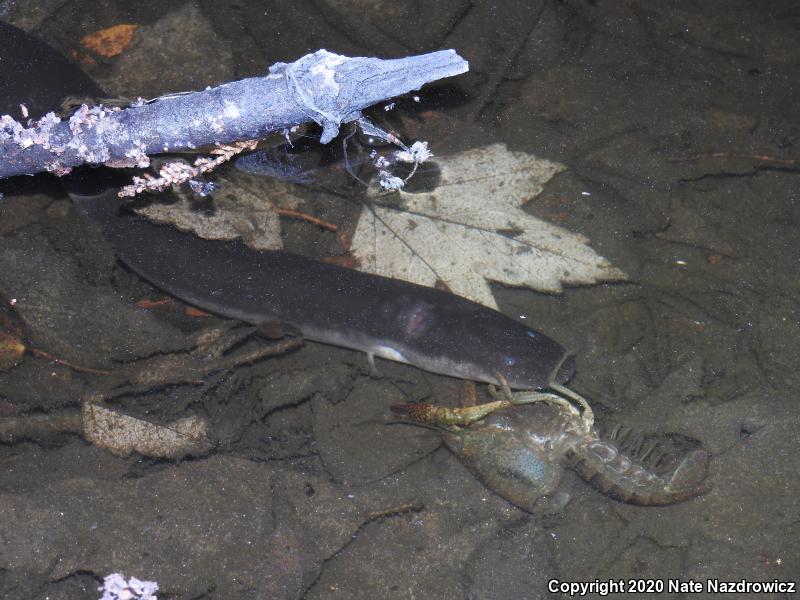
1;1;799;599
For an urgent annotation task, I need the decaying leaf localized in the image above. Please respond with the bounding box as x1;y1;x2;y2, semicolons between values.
80;24;139;58
353;143;627;308
82;402;213;458
136;172;285;250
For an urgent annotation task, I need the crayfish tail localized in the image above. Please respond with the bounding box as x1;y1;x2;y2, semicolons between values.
568;439;710;506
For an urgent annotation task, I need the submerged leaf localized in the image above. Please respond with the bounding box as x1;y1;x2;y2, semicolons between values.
135;173;284;251
353;143;627;308
80;24;139;59
82;402;213;458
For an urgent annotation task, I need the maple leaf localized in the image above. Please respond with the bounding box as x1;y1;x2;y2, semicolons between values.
351;143;627;309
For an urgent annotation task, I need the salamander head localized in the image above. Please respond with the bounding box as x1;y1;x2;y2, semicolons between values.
385;293;575;390
431;328;576;390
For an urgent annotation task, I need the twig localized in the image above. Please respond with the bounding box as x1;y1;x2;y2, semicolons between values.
0;412;83;442
28;348;112;375
276;208;338;231
667;152;797;166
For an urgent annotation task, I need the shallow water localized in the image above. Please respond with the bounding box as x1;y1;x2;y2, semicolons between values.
1;1;798;598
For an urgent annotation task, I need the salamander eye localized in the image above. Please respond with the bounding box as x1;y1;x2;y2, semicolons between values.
504;356;517;366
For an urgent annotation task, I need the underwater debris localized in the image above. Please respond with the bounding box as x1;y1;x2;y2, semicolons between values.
352;143;627;308
80;24;139;59
98;573;158;600
0;49;469;193
82;403;213;459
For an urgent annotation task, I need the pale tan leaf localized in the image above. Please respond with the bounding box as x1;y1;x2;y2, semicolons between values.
353;143;627;308
82;402;213;458
136;172;284;250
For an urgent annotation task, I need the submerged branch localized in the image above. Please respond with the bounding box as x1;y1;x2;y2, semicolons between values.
0;49;468;181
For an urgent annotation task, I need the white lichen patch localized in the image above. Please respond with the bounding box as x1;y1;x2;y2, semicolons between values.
124;140;151;168
394;141;433;164
310;55;345;95
0;112;64;149
222;100;241;119
378;171;405;191
0;102;121;172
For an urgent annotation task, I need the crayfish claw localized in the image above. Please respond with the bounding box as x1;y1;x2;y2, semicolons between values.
549;383;595;431
489;372;514;402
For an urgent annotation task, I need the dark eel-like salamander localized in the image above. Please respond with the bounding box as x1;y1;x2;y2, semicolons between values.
74;191;575;390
